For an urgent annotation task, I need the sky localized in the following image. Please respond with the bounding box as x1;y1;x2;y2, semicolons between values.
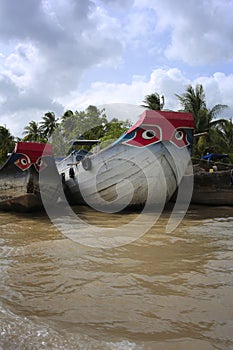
1;0;233;137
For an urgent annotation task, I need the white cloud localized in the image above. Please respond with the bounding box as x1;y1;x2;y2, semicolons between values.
3;64;233;137
0;0;233;137
60;68;233;121
0;1;123;102
194;72;233;117
2;43;43;89
134;0;233;65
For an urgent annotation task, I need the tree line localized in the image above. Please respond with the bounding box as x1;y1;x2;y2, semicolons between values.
0;83;233;164
141;84;233;162
0;105;131;163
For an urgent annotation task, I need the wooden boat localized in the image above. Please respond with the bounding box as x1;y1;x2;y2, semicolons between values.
0;142;61;212
191;154;233;206
57;110;194;210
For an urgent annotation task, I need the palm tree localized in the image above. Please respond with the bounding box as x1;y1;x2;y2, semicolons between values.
141;92;164;110
175;84;228;134
175;84;206;124
214;118;233;159
0;126;15;164
40;112;59;140
175;84;228;156
23;121;45;142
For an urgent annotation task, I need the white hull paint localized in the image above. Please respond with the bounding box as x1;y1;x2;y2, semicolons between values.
57;110;194;209
58;141;190;209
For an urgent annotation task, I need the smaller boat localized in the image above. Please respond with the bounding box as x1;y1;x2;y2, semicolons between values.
0;142;61;212
191;153;233;206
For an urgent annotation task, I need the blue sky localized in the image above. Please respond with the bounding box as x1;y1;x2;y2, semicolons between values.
1;0;233;136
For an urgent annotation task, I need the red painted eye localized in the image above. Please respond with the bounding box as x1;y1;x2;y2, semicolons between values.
34;157;47;172
124;125;162;147
14;154;31;171
175;130;184;140
170;128;189;148
142;129;157;139
37;158;42;166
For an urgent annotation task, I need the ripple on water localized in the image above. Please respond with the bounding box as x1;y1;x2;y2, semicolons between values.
0;207;233;349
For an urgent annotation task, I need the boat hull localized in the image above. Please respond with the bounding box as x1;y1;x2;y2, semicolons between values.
0;146;61;212
59;141;190;210
57;110;194;210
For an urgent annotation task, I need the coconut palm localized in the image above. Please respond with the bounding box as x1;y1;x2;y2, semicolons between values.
175;84;206;127
175;84;228;156
175;84;228;134
214;118;233;160
40;112;59;140
141;92;164;110
221;118;233;147
23;121;45;142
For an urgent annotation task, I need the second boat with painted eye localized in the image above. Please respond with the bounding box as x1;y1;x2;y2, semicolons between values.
0;142;61;212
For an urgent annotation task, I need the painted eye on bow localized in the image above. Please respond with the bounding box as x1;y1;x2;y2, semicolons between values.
174;130;184;141
170;128;189;148
142;129;157;139
14;154;31;171
123;125;162;147
34;157;47;172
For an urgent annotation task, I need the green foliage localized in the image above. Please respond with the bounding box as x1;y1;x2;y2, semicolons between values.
175;84;206;129
40;112;59;140
141;92;164;110
100;119;131;148
61;105;107;138
1;95;232;164
52;106;132;156
22;121;47;143
23;112;59;143
0;126;15;165
52;105;107;156
176;84;229;158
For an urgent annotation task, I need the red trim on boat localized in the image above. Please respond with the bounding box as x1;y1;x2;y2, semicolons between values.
14;142;53;163
126;110;194;139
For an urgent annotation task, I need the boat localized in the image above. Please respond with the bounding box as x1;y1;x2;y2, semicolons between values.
191;153;233;206
0;142;61;212
57;110;194;211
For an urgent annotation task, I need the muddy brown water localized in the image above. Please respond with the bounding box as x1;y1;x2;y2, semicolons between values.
0;204;233;350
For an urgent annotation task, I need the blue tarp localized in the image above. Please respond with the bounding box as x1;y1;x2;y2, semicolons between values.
201;153;229;163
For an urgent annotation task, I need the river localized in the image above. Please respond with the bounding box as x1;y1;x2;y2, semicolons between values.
0;204;233;350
